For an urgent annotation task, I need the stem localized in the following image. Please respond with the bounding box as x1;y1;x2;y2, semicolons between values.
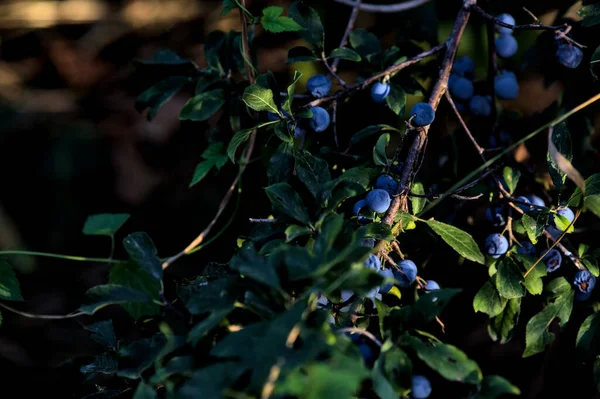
472;5;568;31
331;0;362;72
337;327;382;347
0;302;85;320
333;0;432;13
322;54;347;87
0;250;122;264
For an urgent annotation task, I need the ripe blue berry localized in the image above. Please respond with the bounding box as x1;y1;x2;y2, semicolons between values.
576;291;593;301
379;268;394;294
358;343;376;367
307;74;332;98
515;196;531;212
353;199;366;216
361;238;376;248
449;74;475;100
409;102;435;126
375;175;397;195
546;225;562;240
516;241;536;256
495;34;518;58
526;195;545;207
553;207;575;230
424;280;440;291
393;259;418;288
411;375;432;399
574;270;596;294
541;249;562;272
364;253;382;270
365;189;392;213
452;56;475;78
371;82;391;103
309;106;330;132
496;13;516;35
485;204;506;227
469;95;492;117
494;71;519;100
485;234;509;259
556;43;583;69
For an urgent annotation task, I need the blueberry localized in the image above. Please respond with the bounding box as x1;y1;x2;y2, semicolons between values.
353;199;366;216
526;195;545;207
546;225;562;240
423;280;440;291
553;207;575;230
494;71;519;100
556;43;584;69
409;102;435;126
449;74;475;101
496;13;516;35
541;248;562;272
379;268;394;294
495;34;518;58
371;82;391;103
515;196;531;212
411;375;432;399
576;290;593;301
485;233;509;259
317;295;329;308
452;56;475;78
307;74;332;98
375;175;397;196
469;95;492;117
485;204;506;227
365;189;392;213
516;241;537;256
339;290;355;312
361;238;376;248
364;253;382;270
309;106;331;132
358;343;376;367
393;259;418;288
268;112;280;122
291;118;310;138
574;270;596;294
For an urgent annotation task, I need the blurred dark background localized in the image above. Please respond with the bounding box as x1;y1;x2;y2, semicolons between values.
1;0;600;397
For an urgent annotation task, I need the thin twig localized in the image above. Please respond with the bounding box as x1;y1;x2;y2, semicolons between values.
249;218;277;223
322;55;347;87
445;91;484;155
332;100;339;147
472;5;568;31
337;327;382;347
331;0;362;72
0;302;85;320
485;20;498;124
333;0;432;13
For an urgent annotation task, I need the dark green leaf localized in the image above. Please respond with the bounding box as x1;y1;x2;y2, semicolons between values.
287;46;319;63
349;29;381;60
325;181;366;211
496;257;525;299
149;356;194;384
261;6;303;33
195;74;221;94
188;307;233;346
179;89;225;121
576;313;600;357
189;142;228;187
221;0;237;16
473;281;507;317
135;76;190;121
289;1;324;49
488;297;521;344
523;289;574;357
83;320;117;351
265;182;311;225
547;122;572;192
80;353;117;375
591;46;600;80
358;222;394;241
502;166;520;194
132;382;156;399
349;124;401;146
329;47;362;62
295;150;331;197
425;220;485;264
521;211;549;244
132;50;196;75
178;276;239;315
283;71;302;114
108;262;161;319
314;213;344;262
372;342;412;399
472;375;521;399
401;288;462;325
373;133;390;166
385;83;406;115
123;232;162;280
568;173;600;207
230;242;280;288
544;276;572;297
117;334;167;379
268;143;295;184
595;357;600;394
580;3;600;26
227;128;253;163
177;362;243;399
79;284;153;315
0;260;23;301
82;213;130;236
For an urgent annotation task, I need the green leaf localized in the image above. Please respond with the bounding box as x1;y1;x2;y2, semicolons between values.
82;213;130;236
0;260;23;301
150;356;194;384
179;89;225;121
189;142;228;187
349;29;381;60
580;3;600;26
410;182;426;215
496;257;525;299
221;0;237;16
289;1;324;49
424;220;485;264
371;343;412;399
349;124;402;146
521;211;549;244
547;121;572;192
295;150;331;197
523;289;574;357
79;284;154;315
261;6;303;33
80;353;118;375
400;288;462;325
576;313;600;357
473;281;507;317
592;46;600;80
135;76;191;121
177;362;244;398
83;320;118;351
123;232;163;280
385;83;406;115
242;84;279;113
285;225;313;241
132;382;156;399
282;71;302;115
287;46;319;63
488;297;521;344
268;143;295;184
230;242;280;288
329;47;361;62
227;128;253;163
514;254;547;295
265;182;311;225
502;166;521;194
402;336;482;384
472;375;521;399
118;333;171;379
188;307;233;346
373;133;390;166
109;262;161;319
568;173;600;208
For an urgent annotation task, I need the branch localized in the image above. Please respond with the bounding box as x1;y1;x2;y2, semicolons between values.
337;327;382;347
331;0;362;72
0;302;85;320
471;5;568;31
333;0;432;13
383;0;476;226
